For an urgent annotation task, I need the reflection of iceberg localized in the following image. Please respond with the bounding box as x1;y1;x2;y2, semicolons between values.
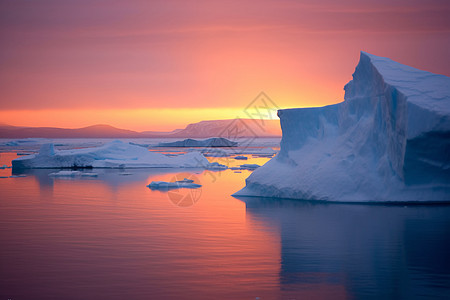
236;52;450;202
240;197;450;298
12;140;221;169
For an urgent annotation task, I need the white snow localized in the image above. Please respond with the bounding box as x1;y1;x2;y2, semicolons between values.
234;52;450;202
12;140;222;169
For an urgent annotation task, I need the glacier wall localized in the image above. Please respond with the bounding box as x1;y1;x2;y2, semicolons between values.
235;52;450;202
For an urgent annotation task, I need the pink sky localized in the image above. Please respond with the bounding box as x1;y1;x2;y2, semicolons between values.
0;0;449;131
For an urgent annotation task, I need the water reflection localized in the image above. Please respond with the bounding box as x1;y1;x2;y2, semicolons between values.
239;197;450;299
2;146;450;299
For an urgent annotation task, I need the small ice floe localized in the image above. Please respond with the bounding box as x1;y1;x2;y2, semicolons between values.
49;171;81;177
81;173;98;177
239;147;277;156
147;178;201;190
118;172;133;176
205;162;228;170
16;152;35;156
233;155;248;160
234;171;242;173
202;149;229;157
49;170;98;177
230;164;261;171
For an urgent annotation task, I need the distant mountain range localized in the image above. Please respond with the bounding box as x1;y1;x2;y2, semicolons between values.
0;119;281;138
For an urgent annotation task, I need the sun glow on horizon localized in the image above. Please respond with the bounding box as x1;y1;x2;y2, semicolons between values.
0;107;293;132
0;0;448;131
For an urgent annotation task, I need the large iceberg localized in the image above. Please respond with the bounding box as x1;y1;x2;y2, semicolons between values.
234;52;450;202
12;140;219;169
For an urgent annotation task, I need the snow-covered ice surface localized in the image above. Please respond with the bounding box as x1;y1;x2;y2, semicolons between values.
235;52;450;202
12;140;223;169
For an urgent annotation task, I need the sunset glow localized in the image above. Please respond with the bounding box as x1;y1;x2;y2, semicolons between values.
1;0;449;130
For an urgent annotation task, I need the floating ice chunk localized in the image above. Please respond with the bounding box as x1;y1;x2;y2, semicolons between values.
12;140;218;169
235;52;450;202
230;164;261;171
147;178;201;190
205;162;228;170
233;156;248;160
49;170;98;177
49;170;81;177
81;173;98;177
202;149;229;157
239;164;260;170
239;148;277;156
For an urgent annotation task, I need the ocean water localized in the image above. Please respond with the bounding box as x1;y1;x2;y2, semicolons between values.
0;140;449;299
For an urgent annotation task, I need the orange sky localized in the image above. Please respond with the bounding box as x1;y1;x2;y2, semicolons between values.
1;0;449;131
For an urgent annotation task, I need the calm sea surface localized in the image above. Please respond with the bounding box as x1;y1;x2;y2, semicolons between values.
0;140;449;299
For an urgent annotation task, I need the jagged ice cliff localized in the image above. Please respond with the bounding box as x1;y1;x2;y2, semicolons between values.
234;52;450;202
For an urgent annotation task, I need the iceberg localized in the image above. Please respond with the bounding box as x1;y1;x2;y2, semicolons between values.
158;137;238;147
12;140;220;169
230;164;261;171
147;178;202;190
48;170;99;177
233;155;248;160
235;52;450;202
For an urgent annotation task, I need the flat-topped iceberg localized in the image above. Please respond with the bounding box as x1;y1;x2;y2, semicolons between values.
12;140;223;169
235;52;450;202
147;178;202;190
158;137;238;147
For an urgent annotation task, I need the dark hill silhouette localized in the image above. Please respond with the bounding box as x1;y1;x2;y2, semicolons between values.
0;119;281;138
